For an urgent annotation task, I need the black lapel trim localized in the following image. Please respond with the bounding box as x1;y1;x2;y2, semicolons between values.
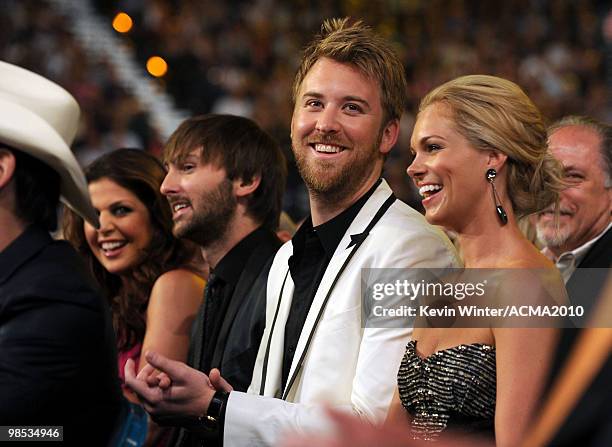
259;269;290;395
347;232;368;249
281;193;396;399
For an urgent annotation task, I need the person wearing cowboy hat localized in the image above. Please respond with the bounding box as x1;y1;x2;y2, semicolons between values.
0;61;122;445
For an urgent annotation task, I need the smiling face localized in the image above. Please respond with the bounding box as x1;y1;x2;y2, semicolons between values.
291;57;397;204
407;102;492;231
536;125;612;256
160;148;237;247
84;178;154;276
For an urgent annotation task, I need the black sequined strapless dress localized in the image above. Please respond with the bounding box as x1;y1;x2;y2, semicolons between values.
398;340;496;441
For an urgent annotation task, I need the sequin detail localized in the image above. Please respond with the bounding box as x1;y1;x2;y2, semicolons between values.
398;340;496;441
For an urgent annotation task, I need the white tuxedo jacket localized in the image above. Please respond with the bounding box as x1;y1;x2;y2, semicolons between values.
224;180;460;445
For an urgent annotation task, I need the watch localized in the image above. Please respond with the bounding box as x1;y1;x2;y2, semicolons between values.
154;391;230;433
205;390;229;425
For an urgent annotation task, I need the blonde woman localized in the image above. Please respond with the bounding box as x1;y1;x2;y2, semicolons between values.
387;75;567;446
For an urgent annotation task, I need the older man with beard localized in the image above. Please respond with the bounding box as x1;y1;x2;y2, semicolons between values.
126;18;459;446
536;115;611;447
536;116;611;295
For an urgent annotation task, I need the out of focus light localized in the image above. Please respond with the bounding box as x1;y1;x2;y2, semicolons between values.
112;12;133;33
146;56;168;77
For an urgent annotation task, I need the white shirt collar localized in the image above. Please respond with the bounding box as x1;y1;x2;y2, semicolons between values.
543;222;612;283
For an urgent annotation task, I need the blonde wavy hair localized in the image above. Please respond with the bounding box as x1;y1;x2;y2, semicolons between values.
419;74;565;217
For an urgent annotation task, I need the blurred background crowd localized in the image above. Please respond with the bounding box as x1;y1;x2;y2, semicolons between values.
1;0;610;219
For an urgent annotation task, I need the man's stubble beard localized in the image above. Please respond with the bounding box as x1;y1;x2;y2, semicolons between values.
293;132;383;205
173;178;237;248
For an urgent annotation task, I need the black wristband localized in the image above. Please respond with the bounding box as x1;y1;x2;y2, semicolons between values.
207;390;229;421
153;390;230;434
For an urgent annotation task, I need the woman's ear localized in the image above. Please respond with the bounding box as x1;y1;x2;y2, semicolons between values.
234;175;262;198
486;150;508;173
0;149;16;189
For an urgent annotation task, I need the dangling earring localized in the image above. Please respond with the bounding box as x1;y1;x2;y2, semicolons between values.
486;169;508;225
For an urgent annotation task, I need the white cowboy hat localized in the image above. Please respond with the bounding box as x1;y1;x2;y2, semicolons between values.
0;60;99;227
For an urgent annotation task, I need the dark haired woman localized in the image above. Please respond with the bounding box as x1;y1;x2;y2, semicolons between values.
64;149;204;444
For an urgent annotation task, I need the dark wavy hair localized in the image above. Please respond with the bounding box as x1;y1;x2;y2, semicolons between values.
63;149;198;350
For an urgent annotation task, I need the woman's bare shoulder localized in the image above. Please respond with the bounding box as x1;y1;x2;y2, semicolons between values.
156;268;205;284
150;269;205;306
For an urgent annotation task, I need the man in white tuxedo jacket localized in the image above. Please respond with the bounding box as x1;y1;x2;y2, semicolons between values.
125;17;460;446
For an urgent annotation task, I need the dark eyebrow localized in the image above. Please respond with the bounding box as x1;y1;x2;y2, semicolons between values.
170;153;198;166
169;147;202;165
109;200;132;208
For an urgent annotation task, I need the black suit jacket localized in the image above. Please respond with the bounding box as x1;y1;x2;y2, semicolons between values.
564;226;612;316
208;250;276;390
0;225;122;446
190;227;281;391
173;227;281;447
548;227;612;446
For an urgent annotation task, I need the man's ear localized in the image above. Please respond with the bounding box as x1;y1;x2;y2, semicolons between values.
379;119;400;156
0;149;16;190
486;150;508;173
234;174;262;198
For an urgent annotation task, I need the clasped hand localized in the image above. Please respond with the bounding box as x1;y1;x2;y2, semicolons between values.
124;351;233;418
